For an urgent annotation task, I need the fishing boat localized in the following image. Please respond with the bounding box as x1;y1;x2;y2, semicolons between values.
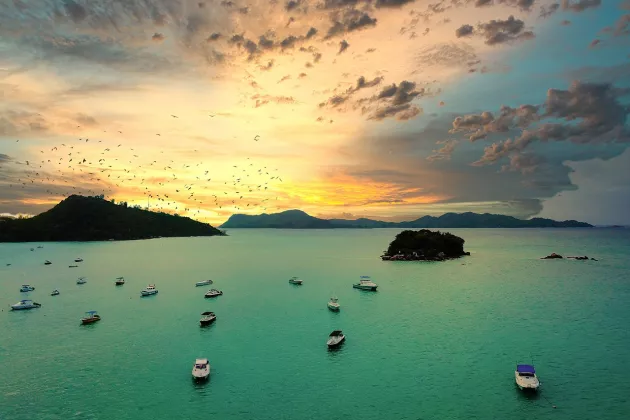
289;276;303;285
115;277;125;285
352;275;378;291
44;260;52;265
74;258;83;263
19;284;35;292
192;358;211;381
76;277;87;285
81;311;101;325
326;330;346;348
515;364;540;391
10;300;41;310
195;279;213;287
200;311;217;326
51;289;60;296
141;284;158;296
327;296;340;312
204;289;223;298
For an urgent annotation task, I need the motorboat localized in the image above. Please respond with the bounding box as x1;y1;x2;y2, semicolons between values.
195;279;213;287
77;277;87;285
44;260;52;265
115;277;125;286
327;296;340;312
192;358;211;381
141;284;158;296
69;265;78;268
74;258;83;263
353;275;378;291
20;284;35;292
10;300;41;310
327;330;346;348
515;364;540;391
81;311;101;325
37;246;43;249
204;289;223;298
200;311;217;326
289;276;303;285
51;289;60;296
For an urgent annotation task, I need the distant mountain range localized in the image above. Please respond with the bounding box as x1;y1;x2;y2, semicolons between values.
220;210;593;229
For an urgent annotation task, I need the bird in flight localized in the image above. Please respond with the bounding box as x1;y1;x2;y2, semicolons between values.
254;135;260;141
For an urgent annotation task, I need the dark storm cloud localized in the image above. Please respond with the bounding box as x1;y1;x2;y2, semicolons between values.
338;39;350;54
477;16;535;45
455;24;474;37
561;0;601;12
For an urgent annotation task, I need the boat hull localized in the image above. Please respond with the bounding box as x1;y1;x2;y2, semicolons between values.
327;304;340;312
353;284;377;291
141;291;158;296
10;304;41;310
327;336;346;348
81;317;101;325
115;282;125;286
200;318;216;326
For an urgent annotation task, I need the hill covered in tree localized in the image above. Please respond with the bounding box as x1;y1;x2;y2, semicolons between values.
0;195;225;242
382;230;468;261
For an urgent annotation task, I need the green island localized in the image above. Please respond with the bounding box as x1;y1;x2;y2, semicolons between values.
381;229;469;261
0;195;226;242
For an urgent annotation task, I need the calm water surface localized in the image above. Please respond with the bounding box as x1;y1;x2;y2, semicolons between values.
1;228;629;420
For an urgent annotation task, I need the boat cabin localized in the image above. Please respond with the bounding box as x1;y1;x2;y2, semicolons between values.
516;364;536;377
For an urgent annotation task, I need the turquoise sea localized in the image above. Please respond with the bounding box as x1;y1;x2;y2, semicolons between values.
1;228;629;420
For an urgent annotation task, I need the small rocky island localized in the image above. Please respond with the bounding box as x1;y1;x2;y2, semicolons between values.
0;195;226;242
381;229;469;261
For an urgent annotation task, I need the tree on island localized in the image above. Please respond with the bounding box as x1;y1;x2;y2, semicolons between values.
382;229;468;261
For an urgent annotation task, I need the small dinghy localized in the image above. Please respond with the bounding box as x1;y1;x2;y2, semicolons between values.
44;260;52;265
327;330;346;348
289;276;303;285
20;284;35;292
51;289;60;296
74;258;83;263
204;289;223;298
352;275;378;291
196;279;213;287
327;296;340;312
200;311;217;326
515;364;540;391
192;358;211;381
115;277;125;286
10;300;41;310
77;277;87;285
141;284;158;296
81;311;101;325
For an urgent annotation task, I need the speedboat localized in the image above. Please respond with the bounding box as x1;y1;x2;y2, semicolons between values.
353;275;378;291
204;289;223;298
77;277;87;284
51;289;60;296
10;300;41;310
289;276;303;285
74;258;83;263
515;364;540;391
196;279;213;287
44;260;52;265
200;311;217;326
192;358;211;381
327;330;346;348
141;284;158;296
327;296;340;312
115;277;125;285
20;284;35;292
81;311;101;325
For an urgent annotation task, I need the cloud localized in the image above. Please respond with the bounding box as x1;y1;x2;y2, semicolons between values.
455;24;474;38
285;0;301;11
374;0;416;8
338;40;350;54
613;14;630;36
540;3;561;18
451;104;539;141
325;9;378;39
561;0;601;12
368;103;422;121
207;33;222;42
477;16;535;46
251;94;296;108
0;110;49;136
62;0;88;23
427;140;458;162
0;154;12;164
75;113;98;126
589;39;601;48
152;32;165;42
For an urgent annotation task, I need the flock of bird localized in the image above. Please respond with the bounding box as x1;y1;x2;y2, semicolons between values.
4;116;286;220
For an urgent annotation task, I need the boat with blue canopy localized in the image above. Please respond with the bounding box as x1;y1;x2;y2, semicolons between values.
515;364;540;391
81;311;101;325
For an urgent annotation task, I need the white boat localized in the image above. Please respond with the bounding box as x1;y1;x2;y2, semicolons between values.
10;299;41;310
204;289;223;298
515;364;540;391
200;311;216;326
77;277;87;285
195;279;213;287
327;296;340;311
327;330;345;348
74;258;83;263
289;276;303;285
141;284;158;296
115;277;125;285
192;358;211;381
51;289;60;296
19;284;35;292
352;275;378;291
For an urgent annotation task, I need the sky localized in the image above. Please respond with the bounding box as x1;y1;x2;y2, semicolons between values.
0;0;629;226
